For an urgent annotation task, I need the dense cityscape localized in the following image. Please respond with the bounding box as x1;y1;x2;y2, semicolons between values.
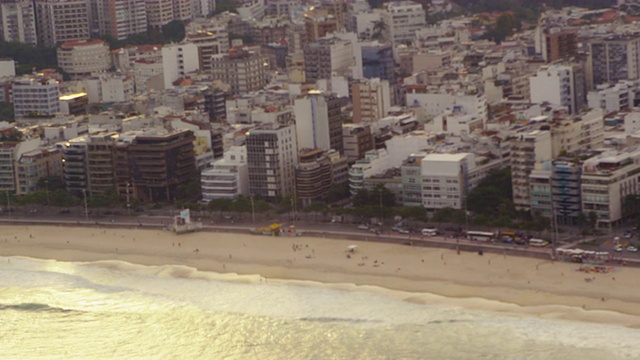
0;3;631;241
2;0;640;357
0;0;639;241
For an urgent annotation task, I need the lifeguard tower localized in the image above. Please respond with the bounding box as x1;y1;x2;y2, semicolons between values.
168;209;203;234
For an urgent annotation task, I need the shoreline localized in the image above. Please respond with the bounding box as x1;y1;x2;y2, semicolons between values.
2;224;640;328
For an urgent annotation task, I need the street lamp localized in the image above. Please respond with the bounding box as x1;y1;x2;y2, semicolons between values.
82;189;88;222
126;182;131;216
5;190;11;217
45;180;49;206
379;190;383;229
250;195;256;226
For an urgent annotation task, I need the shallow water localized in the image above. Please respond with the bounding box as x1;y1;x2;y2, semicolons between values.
0;256;638;359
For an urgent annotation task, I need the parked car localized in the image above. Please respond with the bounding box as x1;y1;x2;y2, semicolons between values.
399;228;410;234
357;224;369;230
627;246;638;253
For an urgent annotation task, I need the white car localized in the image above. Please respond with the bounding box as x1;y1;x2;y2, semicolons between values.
399;229;410;234
627;246;638;253
357;224;369;230
614;246;624;252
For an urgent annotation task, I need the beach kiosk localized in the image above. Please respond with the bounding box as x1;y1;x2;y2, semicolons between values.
169;209;202;234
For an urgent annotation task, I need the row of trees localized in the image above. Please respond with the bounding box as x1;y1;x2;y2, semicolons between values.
0;168;609;235
0;40;58;75
101;20;186;50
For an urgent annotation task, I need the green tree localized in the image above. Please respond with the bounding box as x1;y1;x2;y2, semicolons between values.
326;183;349;204
231;196;252;219
162;20;186;43
0;102;14;122
36;176;65;191
303;201;329;222
212;0;239;15
588;211;598;229
466;167;513;218
49;189;80;207
207;198;233;218
0;40;58;72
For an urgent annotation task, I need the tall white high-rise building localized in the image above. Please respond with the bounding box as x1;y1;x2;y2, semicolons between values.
511;130;553;211
246;124;298;202
294;91;344;154
0;0;37;45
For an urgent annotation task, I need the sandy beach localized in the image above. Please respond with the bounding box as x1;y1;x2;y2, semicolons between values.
1;224;640;328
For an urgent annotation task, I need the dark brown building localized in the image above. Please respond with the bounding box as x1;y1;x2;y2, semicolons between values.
115;129;196;202
544;30;577;63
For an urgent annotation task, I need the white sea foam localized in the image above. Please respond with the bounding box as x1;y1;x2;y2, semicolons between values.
0;256;639;359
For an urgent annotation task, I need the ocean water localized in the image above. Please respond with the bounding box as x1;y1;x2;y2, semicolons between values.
0;256;639;360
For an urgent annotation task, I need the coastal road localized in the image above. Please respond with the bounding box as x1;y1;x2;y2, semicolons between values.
2;210;640;266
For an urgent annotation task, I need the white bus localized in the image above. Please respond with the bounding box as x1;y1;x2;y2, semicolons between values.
529;238;550;247
421;227;438;236
467;231;495;242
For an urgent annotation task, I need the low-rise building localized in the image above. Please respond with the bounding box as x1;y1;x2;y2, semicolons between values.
581;148;640;228
201;145;249;201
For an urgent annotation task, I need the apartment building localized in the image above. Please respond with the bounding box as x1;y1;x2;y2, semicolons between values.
587;80;638;114
590;35;640;86
581;148;640;228
57;39;111;80
211;47;267;95
542;29;577;63
296;148;347;206
201;145;249;201
84;133;117;196
420;153;474;211
511;130;553;211
92;0;147;40
361;42;395;82
303;37;354;83
381;1;425;45
58;136;88;195
348;148;390;195
34;0;90;47
12;75;60;118
294;91;344;154
342;123;374;163
161;43;200;89
186;28;230;73
552;159;582;225
84;73;134;103
145;0;173;28
550;108;604;157
246;124;298;202
115;129;196;202
14;146;62;195
401;153;424;207
0;0;37;45
304;7;337;42
352;78;391;124
529;63;586;115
